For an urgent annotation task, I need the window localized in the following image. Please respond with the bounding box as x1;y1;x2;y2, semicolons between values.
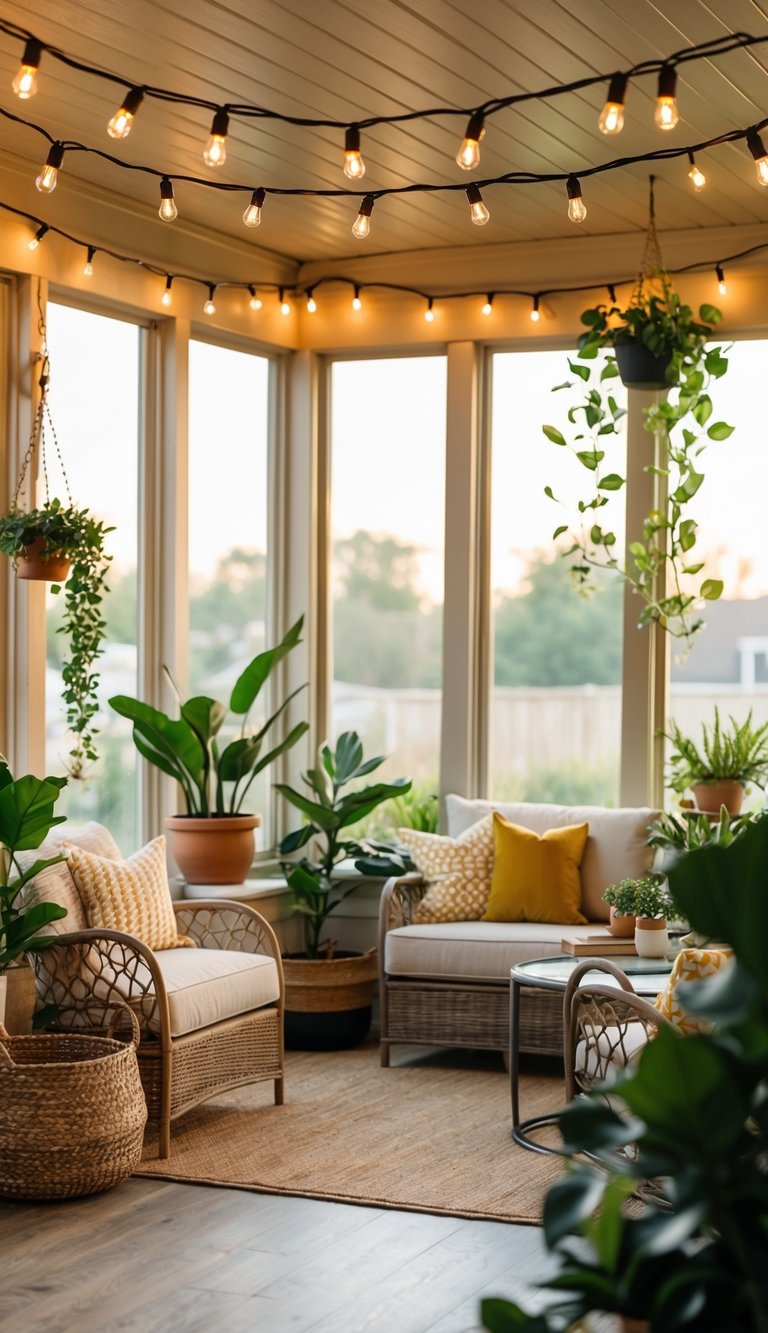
188;339;271;842
45;303;142;852
330;357;447;796
490;350;627;805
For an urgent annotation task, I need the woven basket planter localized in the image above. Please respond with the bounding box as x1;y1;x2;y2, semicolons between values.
283;949;378;1050
0;1009;147;1199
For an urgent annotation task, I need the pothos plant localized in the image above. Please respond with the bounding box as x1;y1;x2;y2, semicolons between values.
542;284;733;651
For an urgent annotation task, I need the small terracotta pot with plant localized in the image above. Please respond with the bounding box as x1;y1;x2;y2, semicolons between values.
664;707;768;817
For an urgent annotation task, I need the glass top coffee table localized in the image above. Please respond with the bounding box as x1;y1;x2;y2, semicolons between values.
510;953;675;1153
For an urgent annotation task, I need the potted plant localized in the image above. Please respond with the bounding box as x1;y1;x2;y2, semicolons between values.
110;616;308;885
663;707;768;816
577;283;717;390
276;730;412;1050
0;498;113;779
0;759;69;1032
481;817;768;1333
602;873;672;956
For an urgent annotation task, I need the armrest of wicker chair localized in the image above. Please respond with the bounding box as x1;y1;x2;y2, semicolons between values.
31;928;170;1041
174;899;281;959
378;872;427;943
564;965;675;1101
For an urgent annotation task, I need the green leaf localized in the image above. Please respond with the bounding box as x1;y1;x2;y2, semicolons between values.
273;783;339;831
0;775;67;853
278;824;314;856
698;303;723;325
543;485;556;500
700;578;723;600
552;525;568;540
706;421;734;441
704;348;728;377
576;450;604;471
542;425;566;447
597;473;624;491
542;1169;606;1246
181;696;227;746
229;615;304;715
691;395;712;426
567;359;590;381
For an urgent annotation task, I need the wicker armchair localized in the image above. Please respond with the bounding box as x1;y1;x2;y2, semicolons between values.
33;900;285;1159
563;958;674;1101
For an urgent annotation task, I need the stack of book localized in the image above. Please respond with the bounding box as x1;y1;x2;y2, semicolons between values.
561;932;637;957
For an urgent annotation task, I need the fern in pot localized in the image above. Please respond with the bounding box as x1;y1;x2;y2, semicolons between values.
664;707;768;816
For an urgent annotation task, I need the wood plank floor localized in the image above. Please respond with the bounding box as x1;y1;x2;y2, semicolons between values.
1;1180;553;1332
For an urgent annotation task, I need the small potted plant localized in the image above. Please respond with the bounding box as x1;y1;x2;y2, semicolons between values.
0;498;113;779
110;616;308;885
663;707;768;815
602;873;672;957
277;730;412;1050
576;284;718;390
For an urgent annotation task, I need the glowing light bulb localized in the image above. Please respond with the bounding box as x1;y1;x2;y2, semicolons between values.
352;195;374;239
107;86;144;140
747;129;768;186
687;152;706;190
248;286;262;311
456;111;485;170
203;285;216;315
13;38;42;99
566;174;587;223
28;223;48;251
352;286;362;311
655;66;679;130
716;265;727;297
158;177;177;222
466;183;490;225
279;289;291;316
343;125;366;180
35;142;64;194
425;299;435;323
482;296;493;316
161;277;173;307
243;188;265;227
598;72;627;136
530;296;540;323
203;108;229;168
306;292;317;313
83;247;95;277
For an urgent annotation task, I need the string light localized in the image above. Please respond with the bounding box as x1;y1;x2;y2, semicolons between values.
161;275;173;307
655;65;679;131
687;150;706;190
248;285;263;310
352;284;362;311
27;222;48;250
747;128;768;186
607;284;617;303
35;141;63;194
306;288;317;313
203;108;229;168
243;188;265;227
158;177;177;222
107;86;144;140
598;72;628;136
482;294;494;316
466;183;490;226
343;125;365;180
456;111;485;170
424;297;435;323
203;283;217;315
716;263;727;296
279;287;291;316
352;194;374;239
12;37;41;99
82;246;95;277
530;294;541;322
566;174;587;223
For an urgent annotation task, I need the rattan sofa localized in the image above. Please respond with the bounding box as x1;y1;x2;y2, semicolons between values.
379;796;659;1065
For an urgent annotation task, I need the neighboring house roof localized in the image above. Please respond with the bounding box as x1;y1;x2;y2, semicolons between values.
672;597;768;684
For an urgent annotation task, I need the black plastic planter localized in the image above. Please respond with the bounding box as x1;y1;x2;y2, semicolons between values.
614;339;671;390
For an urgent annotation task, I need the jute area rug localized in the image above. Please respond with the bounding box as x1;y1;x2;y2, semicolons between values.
135;1044;564;1224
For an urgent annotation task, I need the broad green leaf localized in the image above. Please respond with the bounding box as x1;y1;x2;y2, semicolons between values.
278;824;314;856
597;473;624;491
704;348;728;377
542;1169;606;1246
110;696;205;787
698;302;723;325
543;485;556;500
700;578;723;600
542;425;566;446
691;395;712;426
0;775;67;853
706;421;734;441
552;524;568;540
229;615;304;714
273;783;339;831
568;358;590;381
181;696;227;746
576;450;604;471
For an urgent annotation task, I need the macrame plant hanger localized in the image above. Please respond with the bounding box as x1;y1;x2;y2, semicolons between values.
14;281;73;519
628;175;672;311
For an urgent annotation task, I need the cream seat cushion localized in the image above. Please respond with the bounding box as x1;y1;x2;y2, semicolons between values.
445;796;660;922
384;920;600;983
147;948;280;1037
575;1023;649;1080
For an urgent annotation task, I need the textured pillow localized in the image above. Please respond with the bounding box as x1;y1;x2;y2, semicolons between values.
66;835;182;951
399;816;494;923
654;947;733;1035
483;812;589;924
17;821;123;935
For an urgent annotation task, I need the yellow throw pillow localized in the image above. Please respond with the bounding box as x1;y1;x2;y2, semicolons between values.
483;812;589;924
399;816;494;923
654;946;733;1035
66;835;183;951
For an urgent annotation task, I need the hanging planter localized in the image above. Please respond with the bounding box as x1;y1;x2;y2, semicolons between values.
612;337;672;390
0;284;113;778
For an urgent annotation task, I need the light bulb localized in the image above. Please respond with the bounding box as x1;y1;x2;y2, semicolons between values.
716;265;726;297
158;177;177;221
343;125;366;180
352;195;374;239
83;248;95;277
482;296;493;316
28;224;48;251
747;129;768;186
655;66;678;130
306;293;317;313
598;73;627;136
566;174;587;223
12;38;42;99
161;277;173;307
466;183;489;225
279;289;291;316
687;153;706;190
248;286;262;311
203;108;229;167
107;87;144;140
203;285;216;314
456;112;485;170
352;286;362;311
243;188;265;227
425;300;435;323
35;142;64;194
530;296;540;323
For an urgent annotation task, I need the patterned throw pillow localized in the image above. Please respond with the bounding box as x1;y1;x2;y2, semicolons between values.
654;946;733;1035
399;816;494;923
66;835;184;951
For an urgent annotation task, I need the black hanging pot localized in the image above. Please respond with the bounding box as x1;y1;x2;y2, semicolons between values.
613;338;671;390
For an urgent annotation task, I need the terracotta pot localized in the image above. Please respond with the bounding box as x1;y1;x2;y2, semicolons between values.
15;538;71;583
620;1319;650;1333
691;779;745;816
608;906;636;938
165;813;260;885
282;949;378;1050
3;961;37;1035
634;917;668;959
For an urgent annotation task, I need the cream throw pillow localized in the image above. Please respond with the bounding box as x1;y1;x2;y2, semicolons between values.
399;816;494;923
66;835;182;951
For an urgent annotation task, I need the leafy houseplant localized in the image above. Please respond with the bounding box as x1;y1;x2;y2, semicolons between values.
602;872;671;922
647;805;758;858
542;281;732;650
0;498;113;779
110;616;308;885
277;730;412;1049
663;707;768;815
481;817;768;1333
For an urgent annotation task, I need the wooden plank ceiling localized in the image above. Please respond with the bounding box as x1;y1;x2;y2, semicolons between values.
0;0;767;264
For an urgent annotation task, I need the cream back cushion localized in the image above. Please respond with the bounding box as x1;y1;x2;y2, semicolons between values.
445;796;659;922
66;834;180;951
17;821;122;935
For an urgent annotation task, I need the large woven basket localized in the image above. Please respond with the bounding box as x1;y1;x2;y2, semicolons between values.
0;1008;148;1199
